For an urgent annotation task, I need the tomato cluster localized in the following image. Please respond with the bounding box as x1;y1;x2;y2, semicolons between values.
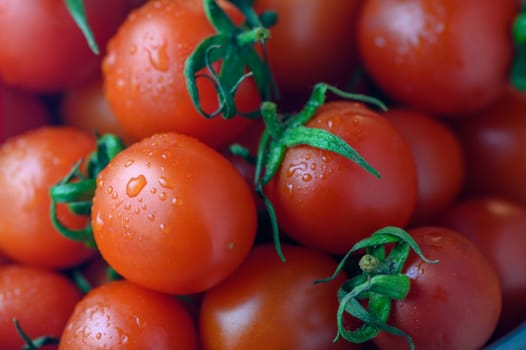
0;0;525;349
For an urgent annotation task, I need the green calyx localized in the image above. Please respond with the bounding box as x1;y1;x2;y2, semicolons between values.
253;82;387;261
185;0;277;119
316;226;439;349
50;133;125;248
13;318;59;350
64;0;99;55
511;3;526;90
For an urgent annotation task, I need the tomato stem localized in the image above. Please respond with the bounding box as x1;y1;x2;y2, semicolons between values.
511;7;526;90
13;318;59;350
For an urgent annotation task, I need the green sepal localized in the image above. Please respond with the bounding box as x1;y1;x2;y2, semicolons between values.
13;318;60;350
64;0;99;55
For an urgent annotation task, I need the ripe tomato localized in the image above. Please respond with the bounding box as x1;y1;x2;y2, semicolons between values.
357;0;517;117
265;101;417;255
200;244;357;350
0;126;97;269
0;265;83;350
102;0;260;149
383;108;465;227
0;0;131;92
253;0;362;97
373;226;502;350
91;133;257;295
60;76;133;144
59;280;199;349
439;197;526;337
452;86;526;206
1;81;51;142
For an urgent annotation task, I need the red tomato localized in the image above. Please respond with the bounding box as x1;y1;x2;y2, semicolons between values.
373;226;502;350
265;101;417;255
357;0;517;117
253;0;362;97
0;265;83;350
0;0;131;92
60;76;133;144
103;0;260;149
1;81;51;142
91;133;257;294
439;197;526;336
383;108;465;226
0;126;97;269
59;280;199;349
200;244;357;350
452;86;526;206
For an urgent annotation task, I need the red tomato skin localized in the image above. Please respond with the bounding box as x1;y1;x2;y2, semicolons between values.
59;280;199;350
373;226;502;350
103;0;259;149
384;108;465;226
0;0;130;92
91;133;257;295
453;87;526;206
0;265;83;350
200;244;358;350
0;126;97;269
357;0;516;117
1;82;51;142
265;102;418;255
439;197;526;336
253;0;362;97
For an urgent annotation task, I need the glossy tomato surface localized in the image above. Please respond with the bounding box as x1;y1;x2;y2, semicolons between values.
0;265;83;350
253;0;362;97
103;0;260;149
91;133;257;295
59;280;199;350
200;244;356;350
0;126;97;269
440;197;526;336
373;226;502;350
357;0;517;117
384;108;465;226
265;101;417;254
0;0;130;92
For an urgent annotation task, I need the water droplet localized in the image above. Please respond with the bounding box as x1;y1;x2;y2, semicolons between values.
286;183;294;193
142;204;147;211
310;162;317;171
302;173;312;182
128;45;137;55
160;223;170;233
146;41;170;72
93;212;104;231
125;160;135;167
116;79;125;88
159;192;167;201
147;213;155;221
106;186;113;194
159;177;173;189
150;187;157;194
124;202;131;210
286;162;307;177
305;153;312;160
112;191;118;199
96;332;102;340
126;175;147;197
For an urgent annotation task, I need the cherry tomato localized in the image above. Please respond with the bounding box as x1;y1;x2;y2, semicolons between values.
265;101;418;255
253;0;362;97
383;108;465;226
439;197;526;336
0;126;97;269
1;81;51;142
0;0;131;92
373;226;502;350
59;280;199;350
91;132;257;295
60;76;132;144
102;0;260;149
200;244;357;350
452;86;526;206
357;0;517;117
0;264;83;350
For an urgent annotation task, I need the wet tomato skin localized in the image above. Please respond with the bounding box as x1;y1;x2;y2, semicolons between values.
91;133;257;295
103;0;259;149
265;101;418;255
373;226;502;350
0;265;83;350
59;280;199;350
0;126;97;269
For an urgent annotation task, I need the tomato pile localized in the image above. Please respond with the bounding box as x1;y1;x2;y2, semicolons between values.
1;0;526;349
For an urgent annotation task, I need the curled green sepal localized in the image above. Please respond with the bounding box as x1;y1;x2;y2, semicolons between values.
254;82;386;261
49;133;126;248
511;5;526;90
315;226;439;349
13;318;59;350
184;0;276;119
64;0;99;55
